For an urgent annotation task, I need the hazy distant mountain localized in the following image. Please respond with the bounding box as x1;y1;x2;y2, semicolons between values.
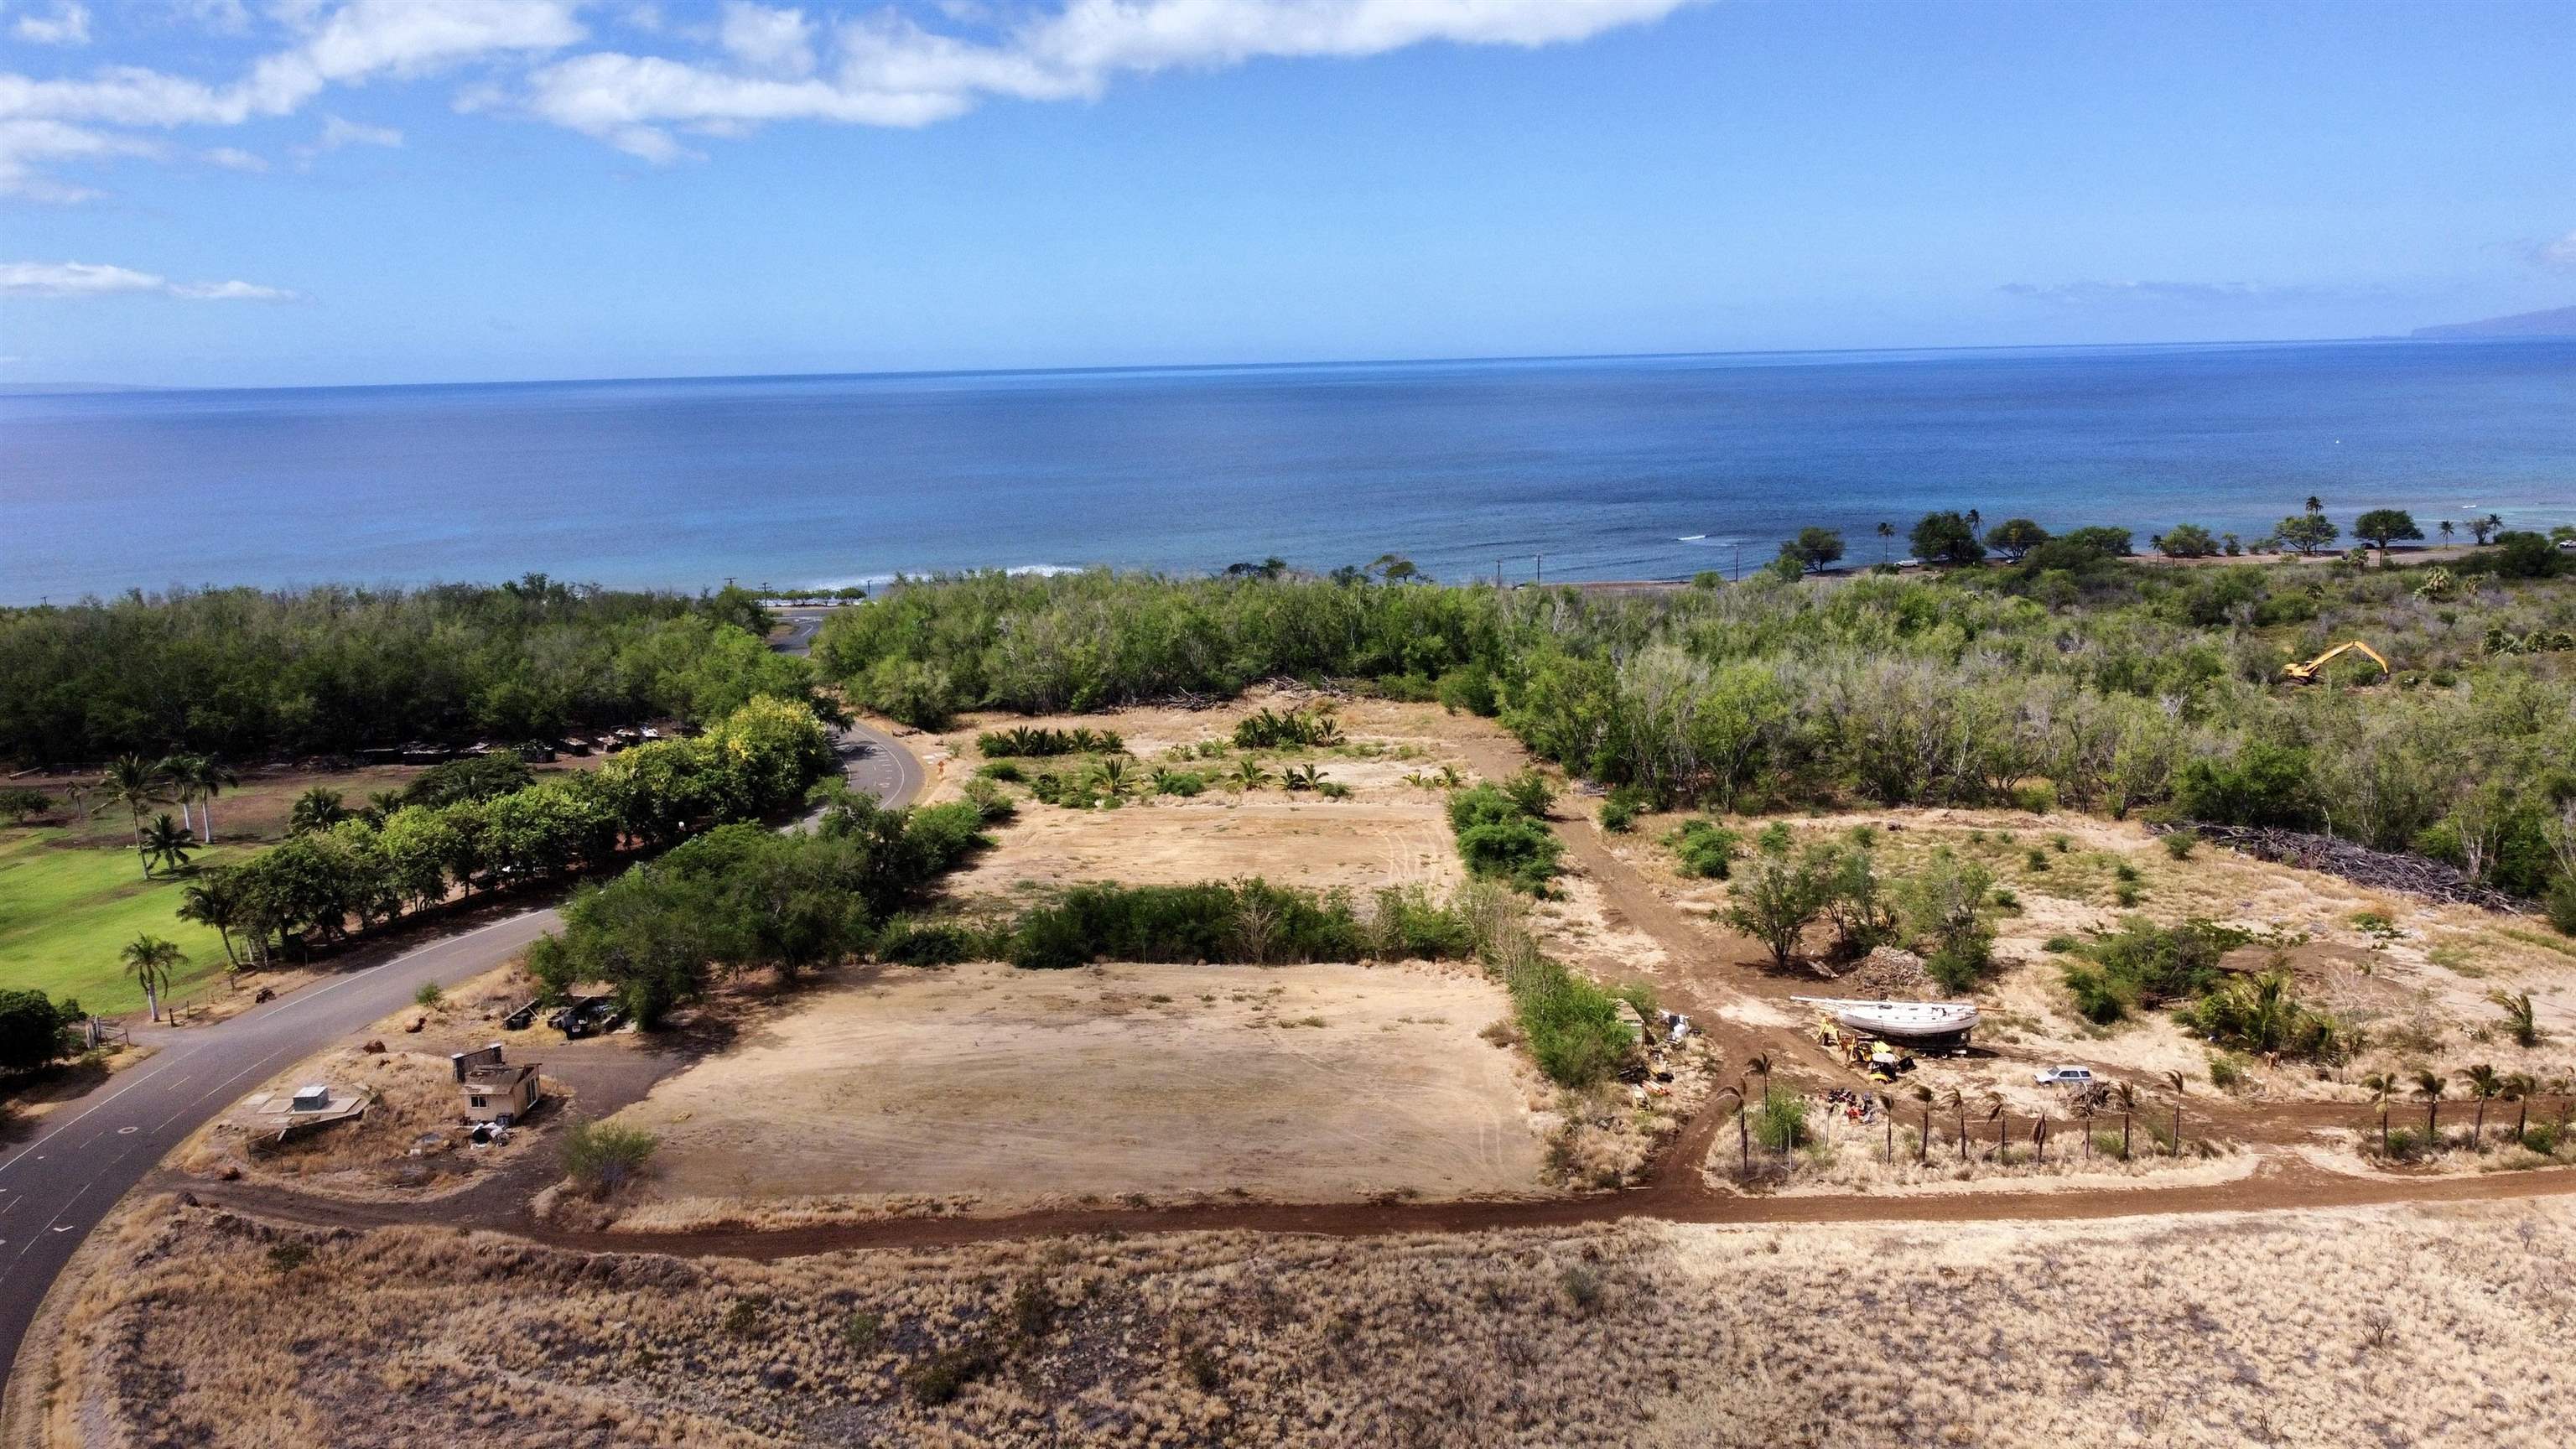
2412;304;2576;340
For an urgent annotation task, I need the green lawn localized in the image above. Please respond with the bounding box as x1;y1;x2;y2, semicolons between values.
0;829;248;1014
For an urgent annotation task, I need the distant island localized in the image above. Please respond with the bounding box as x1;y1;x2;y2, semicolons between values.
2412;304;2576;339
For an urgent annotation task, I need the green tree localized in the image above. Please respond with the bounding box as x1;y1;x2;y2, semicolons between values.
2470;513;2504;545
288;787;349;835
98;754;173;875
2352;508;2424;561
2158;523;2218;558
1983;518;2049;562
1909;512;1986;567
1875;521;1896;564
0;989;80;1074
2459;1063;2503;1141
178;870;248;969
140;813;195;877
2276;514;2340;556
121;933;184;1022
1781;527;1846;575
1722;834;1832;969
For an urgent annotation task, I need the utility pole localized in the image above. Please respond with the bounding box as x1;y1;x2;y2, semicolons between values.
1496;559;1504;589
1732;543;1741;581
1535;553;1543;585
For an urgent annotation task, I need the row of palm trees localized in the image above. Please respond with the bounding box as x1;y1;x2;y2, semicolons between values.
2360;1065;2565;1155
88;754;237;878
1716;1057;2191;1174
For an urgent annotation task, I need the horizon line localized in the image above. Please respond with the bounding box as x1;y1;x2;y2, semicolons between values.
18;330;2564;400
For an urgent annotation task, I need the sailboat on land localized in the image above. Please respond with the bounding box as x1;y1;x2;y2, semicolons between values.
1789;996;1978;1047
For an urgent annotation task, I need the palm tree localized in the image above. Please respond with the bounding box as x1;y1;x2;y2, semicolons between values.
1876;521;1895;564
1911;1083;1935;1163
362;788;407;825
2163;1069;2187;1155
2412;1069;2445;1145
2490;989;2542;1048
99;754;173;875
1945;1086;1967;1161
1966;508;1982;535
1227;758;1271;794
192;756;236;842
2360;1072;2396;1156
1720;1083;1751;1174
288;787;348;835
2438;519;2455;545
2113;1082;2138;1160
140;813;195;877
177;870;246;969
2459;1064;2502;1142
122;933;183;1022
1877;1091;1897;1162
1986;1093;2007;1161
2304;495;2324;517
2504;1072;2538;1144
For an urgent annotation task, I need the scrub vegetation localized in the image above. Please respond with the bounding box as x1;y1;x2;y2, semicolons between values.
814;536;2576;922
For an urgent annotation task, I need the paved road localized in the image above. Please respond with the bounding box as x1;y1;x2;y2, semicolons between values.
0;636;916;1391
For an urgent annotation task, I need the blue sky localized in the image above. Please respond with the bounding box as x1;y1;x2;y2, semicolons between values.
2;0;2570;387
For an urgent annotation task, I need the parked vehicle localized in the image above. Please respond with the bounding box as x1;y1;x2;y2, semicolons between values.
2033;1065;2096;1088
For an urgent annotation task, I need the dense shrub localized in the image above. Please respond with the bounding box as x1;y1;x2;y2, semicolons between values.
527;780;986;1025
1002;880;1460;971
2174;742;2319;828
1446;782;1563;892
2059;917;2249;1024
976;726;1123;758
560;1119;657;1195
0;578;824;763
0;989;81;1075
1667;820;1742;878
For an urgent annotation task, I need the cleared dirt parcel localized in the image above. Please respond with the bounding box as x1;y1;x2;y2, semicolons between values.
604;960;1545;1222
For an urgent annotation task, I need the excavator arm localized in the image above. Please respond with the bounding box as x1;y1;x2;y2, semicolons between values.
2283;640;2391;683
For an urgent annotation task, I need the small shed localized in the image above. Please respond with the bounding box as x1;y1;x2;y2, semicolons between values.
461;1060;542;1124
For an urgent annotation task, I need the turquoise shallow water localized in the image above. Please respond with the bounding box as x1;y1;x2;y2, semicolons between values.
4;339;2572;601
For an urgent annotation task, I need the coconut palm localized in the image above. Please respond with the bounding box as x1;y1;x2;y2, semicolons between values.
362;788;407;825
1877;1091;1897;1162
2112;1082;2138;1160
121;933;183;1022
169;755;237;843
98;754;174;875
1722;1083;1752;1173
288;787;348;835
1281;763;1321;792
1876;521;1895;564
177;870;246;969
2412;1070;2445;1144
2360;1072;2396;1156
2438;519;2455;545
2304;495;2324;516
1227;758;1271;793
1985;1093;2008;1161
1435;764;1465;789
140;813;195;877
2504;1072;2539;1144
1910;1083;1935;1163
2163;1069;2187;1155
2459;1064;2503;1142
2489;989;2542;1048
1944;1086;1967;1161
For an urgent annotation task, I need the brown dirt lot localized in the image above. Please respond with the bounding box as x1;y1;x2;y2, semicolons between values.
12;755;604;849
600;960;1549;1226
34;1192;2576;1448
956;799;1462;894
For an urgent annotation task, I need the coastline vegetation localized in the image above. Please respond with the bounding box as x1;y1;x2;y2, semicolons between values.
0;575;828;763
813;517;2576;923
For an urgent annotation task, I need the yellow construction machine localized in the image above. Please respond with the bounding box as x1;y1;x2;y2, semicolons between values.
2281;640;2390;685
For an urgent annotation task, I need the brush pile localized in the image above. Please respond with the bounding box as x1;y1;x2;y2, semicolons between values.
2160;823;2527;913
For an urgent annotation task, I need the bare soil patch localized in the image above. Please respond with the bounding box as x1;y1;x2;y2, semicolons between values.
600;960;1548;1225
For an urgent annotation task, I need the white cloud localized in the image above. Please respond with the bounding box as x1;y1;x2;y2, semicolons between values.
527;0;1701;158
0;0;583;195
314;113;402;148
13;3;91;46
0;117;160;200
0;0;1691;190
719;3;816;77
0;258;297;300
2534;230;2576;272
203;143;267;170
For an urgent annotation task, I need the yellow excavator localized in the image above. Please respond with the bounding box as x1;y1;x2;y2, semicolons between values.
2282;640;2390;686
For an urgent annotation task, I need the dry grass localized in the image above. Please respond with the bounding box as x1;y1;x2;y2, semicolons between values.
39;1192;2576;1447
591;960;1550;1225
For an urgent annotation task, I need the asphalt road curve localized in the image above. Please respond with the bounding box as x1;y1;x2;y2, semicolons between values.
0;638;917;1390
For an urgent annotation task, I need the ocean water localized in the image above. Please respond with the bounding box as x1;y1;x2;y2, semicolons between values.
4;340;2573;603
